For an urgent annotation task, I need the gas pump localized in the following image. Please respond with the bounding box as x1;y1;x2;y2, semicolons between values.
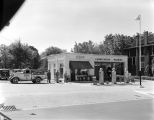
99;68;104;85
112;68;116;84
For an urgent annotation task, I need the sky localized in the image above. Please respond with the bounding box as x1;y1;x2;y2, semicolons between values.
0;0;154;53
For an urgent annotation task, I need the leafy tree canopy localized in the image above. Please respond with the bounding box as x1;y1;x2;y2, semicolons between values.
41;46;66;58
0;40;40;69
72;40;100;54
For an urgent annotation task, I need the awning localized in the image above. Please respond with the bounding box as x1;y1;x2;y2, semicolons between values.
69;61;93;69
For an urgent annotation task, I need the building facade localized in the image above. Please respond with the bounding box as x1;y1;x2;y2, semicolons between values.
124;31;154;76
47;53;128;82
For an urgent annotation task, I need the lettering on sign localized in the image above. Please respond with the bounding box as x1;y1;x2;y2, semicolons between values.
76;56;85;59
113;58;122;62
95;58;123;62
95;58;110;61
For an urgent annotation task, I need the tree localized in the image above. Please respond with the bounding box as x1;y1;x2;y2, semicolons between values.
72;40;100;54
98;42;105;54
103;34;114;55
103;34;132;55
29;46;40;69
8;40;40;69
9;40;26;68
0;44;13;68
113;34;132;55
41;46;66;58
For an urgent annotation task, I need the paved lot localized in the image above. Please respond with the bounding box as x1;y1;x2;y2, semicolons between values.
0;80;154;119
5;99;154;120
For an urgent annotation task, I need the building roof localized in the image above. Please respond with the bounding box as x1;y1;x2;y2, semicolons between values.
47;52;128;59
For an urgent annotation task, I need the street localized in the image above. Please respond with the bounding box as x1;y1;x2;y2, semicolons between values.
5;99;154;120
0;80;154;120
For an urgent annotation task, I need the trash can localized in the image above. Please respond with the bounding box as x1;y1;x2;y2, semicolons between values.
92;76;97;85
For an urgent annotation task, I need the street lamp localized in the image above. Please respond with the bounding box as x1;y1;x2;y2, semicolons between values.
135;14;143;88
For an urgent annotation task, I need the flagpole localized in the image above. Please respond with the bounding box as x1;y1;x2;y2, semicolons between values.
138;15;142;87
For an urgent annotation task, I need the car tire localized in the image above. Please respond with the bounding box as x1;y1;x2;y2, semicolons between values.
12;77;19;84
35;77;41;84
32;80;36;83
10;79;13;83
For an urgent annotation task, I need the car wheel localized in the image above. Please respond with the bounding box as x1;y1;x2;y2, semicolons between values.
32;80;36;83
10;79;13;83
35;77;41;83
12;77;19;84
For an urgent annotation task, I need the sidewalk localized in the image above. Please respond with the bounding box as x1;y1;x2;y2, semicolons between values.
134;80;154;98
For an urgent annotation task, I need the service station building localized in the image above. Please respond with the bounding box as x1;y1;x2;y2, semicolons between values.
47;53;128;82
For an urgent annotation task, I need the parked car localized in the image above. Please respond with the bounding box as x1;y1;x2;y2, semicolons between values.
9;68;46;84
0;69;10;80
